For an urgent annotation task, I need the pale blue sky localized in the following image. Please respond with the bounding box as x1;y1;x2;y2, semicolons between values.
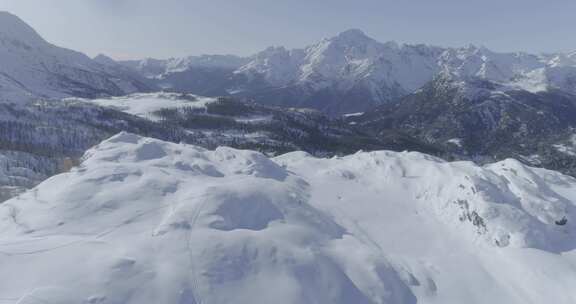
1;0;574;59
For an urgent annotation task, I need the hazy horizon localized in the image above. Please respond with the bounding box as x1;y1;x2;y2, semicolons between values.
1;0;575;60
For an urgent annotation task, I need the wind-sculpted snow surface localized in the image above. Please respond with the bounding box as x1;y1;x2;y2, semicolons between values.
276;151;576;303
1;134;575;303
276;152;576;252
0;133;414;304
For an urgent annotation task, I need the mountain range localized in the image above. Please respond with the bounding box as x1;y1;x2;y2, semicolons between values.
119;29;576;115
1;10;576;182
3;10;576;177
3;9;576;118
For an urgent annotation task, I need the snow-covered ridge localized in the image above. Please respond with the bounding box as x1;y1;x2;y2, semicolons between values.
0;11;151;103
1;134;575;303
277;150;575;251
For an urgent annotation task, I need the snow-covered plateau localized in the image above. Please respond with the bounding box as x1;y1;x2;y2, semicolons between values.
0;133;575;304
69;93;217;121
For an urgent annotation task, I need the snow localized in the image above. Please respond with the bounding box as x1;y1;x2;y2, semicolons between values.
72;93;217;121
343;112;365;117
502;68;548;92
233;115;273;124
0;133;411;303
235;46;305;87
208;30;576;105
0;12;147;103
0;134;575;303
3;10;576;109
552;134;576;156
166;55;247;72
554;144;576;156
554;135;576;156
446;138;463;147
123;55;249;79
519;154;542;166
0;11;46;47
230;30;560;101
276;151;576;303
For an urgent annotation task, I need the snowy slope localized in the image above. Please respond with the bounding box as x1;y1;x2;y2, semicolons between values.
0;133;414;304
0;12;151;103
0;134;575;303
277;151;576;303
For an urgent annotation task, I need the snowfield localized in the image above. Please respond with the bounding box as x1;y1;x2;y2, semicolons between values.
71;93;217;121
0;133;575;303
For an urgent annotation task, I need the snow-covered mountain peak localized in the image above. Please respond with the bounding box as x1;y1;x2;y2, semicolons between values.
278;149;575;251
295;30;402;90
0;11;47;47
310;28;391;57
0;133;415;303
1;134;575;303
93;53;119;66
333;28;376;44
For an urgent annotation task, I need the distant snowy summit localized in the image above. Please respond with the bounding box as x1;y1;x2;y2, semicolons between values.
122;29;576;114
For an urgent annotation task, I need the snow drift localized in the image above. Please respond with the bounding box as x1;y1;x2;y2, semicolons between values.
0;133;575;303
